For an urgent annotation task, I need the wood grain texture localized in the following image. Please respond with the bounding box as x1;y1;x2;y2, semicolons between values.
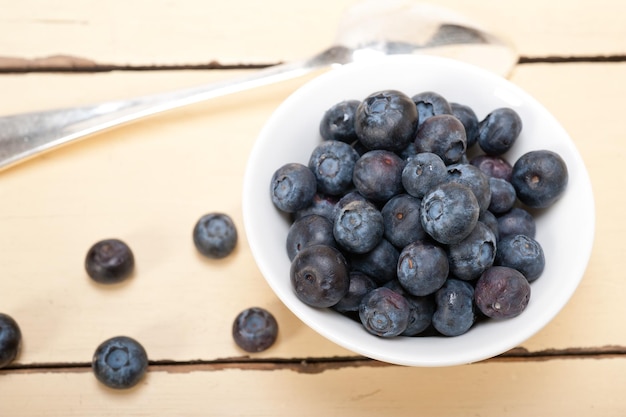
0;63;621;366
0;0;624;67
1;358;625;416
0;1;624;415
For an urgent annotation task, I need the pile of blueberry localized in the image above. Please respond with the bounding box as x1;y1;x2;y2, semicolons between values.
270;89;568;338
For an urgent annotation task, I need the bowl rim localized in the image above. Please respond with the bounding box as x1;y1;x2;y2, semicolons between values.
242;54;595;366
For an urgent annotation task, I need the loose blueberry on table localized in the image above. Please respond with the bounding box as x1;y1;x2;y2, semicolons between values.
269;88;568;339
92;336;148;389
193;212;238;259
85;238;135;284
0;313;21;369
232;307;279;353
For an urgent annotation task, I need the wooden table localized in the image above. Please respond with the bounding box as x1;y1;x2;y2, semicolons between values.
0;0;623;415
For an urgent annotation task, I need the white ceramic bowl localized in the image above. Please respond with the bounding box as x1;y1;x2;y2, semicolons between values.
242;55;595;366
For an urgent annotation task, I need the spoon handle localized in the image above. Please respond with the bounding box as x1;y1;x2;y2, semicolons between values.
0;56;332;171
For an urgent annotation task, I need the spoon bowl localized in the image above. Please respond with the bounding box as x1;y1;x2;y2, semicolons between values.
336;1;517;75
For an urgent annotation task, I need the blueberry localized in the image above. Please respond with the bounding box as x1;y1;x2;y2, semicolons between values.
474;266;531;319
421;182;480;245
85;238;134;284
332;190;367;220
0;313;21;369
382;278;405;294
290;245;350;308
397;141;419;161
352;150;405;203
488;177;517;214
232;307;279;353
450;102;479;148
432;279;475;336
397;241;449;296
319;99;360;143
411;91;452;127
447;222;497;281
384;280;436;336
349;238;400;285
497;207;536;240
477;107;523;155
333;272;378;313
401;152;448;199
193;212;238;259
470;154;513;181
293;192;338;223
270;163;317;213
495;234;545;282
92;336;148;390
479;209;500;241
359;287;410;337
355;90;418;151
511;150;568;208
308;140;360;196
381;194;426;249
351;139;369;156
414;114;467;165
446;163;492;213
333;199;384;254
286;214;335;261
401;294;435;336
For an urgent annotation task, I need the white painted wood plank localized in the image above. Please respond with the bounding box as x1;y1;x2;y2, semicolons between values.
1;358;625;416
0;0;624;66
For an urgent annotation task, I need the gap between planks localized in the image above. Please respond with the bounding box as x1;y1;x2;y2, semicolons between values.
2;345;625;375
0;54;626;73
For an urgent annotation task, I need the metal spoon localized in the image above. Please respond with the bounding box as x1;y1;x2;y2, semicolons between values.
0;0;517;171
